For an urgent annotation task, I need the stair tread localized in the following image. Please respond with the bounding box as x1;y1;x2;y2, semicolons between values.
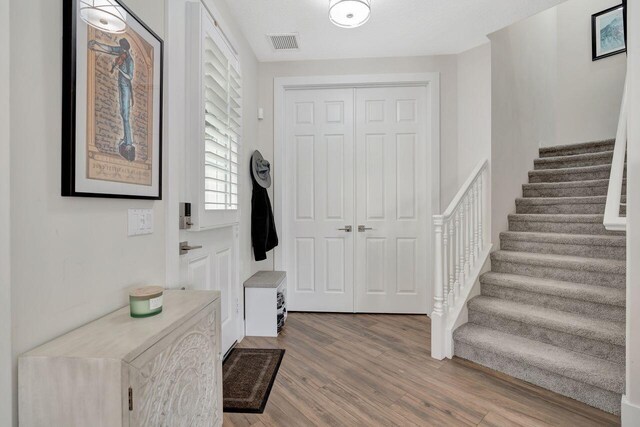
523;178;626;189
468;296;625;346
491;250;626;274
454;323;624;393
480;271;625;307
529;164;614;176
539;139;615;157
524;179;613;189
534;151;614;170
516;196;613;205
509;213;607;223
535;150;614;163
534;150;613;163
500;231;626;247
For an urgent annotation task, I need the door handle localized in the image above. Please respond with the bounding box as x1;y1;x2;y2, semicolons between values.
337;225;353;233
358;225;373;232
180;241;203;255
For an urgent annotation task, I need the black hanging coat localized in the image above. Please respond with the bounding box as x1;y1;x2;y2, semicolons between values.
251;172;278;261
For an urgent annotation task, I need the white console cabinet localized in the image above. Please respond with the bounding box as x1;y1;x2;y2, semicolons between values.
19;290;222;427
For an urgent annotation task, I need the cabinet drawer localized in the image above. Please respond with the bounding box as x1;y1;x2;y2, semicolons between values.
128;300;222;427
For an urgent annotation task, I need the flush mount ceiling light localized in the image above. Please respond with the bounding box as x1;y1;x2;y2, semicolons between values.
329;0;371;29
79;0;127;34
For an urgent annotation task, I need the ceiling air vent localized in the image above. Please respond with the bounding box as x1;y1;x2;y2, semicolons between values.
267;33;300;51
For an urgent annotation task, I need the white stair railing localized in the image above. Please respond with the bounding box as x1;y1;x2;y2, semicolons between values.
604;75;628;232
431;159;491;360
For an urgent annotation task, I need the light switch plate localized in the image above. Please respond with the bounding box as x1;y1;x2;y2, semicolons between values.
128;209;154;236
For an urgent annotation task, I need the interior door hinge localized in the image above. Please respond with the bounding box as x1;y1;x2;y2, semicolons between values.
128;387;133;411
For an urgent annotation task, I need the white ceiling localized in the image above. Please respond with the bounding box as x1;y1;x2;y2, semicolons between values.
223;0;565;62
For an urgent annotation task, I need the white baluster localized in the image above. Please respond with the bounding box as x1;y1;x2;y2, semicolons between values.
469;186;476;268
478;174;484;253
464;195;471;278
456;207;464;295
473;179;480;260
448;217;455;307
442;222;449;311
433;218;444;316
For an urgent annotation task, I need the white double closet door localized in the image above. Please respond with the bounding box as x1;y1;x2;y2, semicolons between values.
284;85;429;313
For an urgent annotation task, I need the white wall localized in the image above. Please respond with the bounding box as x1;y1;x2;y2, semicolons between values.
488;0;626;245
9;0;166;424
556;0;627;146
623;1;640;423
489;8;558;246
457;43;492;184
1;0;12;424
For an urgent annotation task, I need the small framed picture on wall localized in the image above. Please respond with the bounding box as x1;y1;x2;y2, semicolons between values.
62;0;164;199
592;3;626;61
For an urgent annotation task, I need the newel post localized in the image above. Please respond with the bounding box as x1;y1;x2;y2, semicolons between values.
431;216;445;360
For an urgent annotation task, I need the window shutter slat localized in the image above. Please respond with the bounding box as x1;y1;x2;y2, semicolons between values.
201;16;241;212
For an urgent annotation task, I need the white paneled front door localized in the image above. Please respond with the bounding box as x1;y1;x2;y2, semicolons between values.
285;88;356;311
284;84;430;314
179;226;240;354
355;86;429;313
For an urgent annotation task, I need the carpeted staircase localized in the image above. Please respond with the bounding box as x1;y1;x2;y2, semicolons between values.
453;139;626;414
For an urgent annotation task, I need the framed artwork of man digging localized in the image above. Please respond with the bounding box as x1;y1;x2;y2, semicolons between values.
62;0;163;199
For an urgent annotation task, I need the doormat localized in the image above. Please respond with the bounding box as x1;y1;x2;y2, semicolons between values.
223;348;285;413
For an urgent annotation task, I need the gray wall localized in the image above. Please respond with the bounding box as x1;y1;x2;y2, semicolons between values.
9;0;166;424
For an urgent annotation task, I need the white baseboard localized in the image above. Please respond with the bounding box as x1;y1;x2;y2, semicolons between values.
622;395;640;426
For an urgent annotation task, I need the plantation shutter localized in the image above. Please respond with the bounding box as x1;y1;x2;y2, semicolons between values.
202;17;241;211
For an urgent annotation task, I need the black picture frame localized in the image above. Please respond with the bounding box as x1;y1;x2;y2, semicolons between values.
591;3;627;61
62;0;164;200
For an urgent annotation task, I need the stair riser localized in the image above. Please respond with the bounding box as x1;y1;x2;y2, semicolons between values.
500;238;625;260
539;142;615;158
516;203;605;215
522;184;626;198
454;341;621;414
529;169;612;183
468;310;625;365
480;283;625;322
491;259;625;288
509;220;623;236
534;155;613;170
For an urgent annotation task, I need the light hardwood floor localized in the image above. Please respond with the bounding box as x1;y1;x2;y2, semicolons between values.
224;313;621;427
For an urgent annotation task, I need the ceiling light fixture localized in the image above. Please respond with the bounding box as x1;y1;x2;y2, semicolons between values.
329;0;371;29
79;0;127;34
